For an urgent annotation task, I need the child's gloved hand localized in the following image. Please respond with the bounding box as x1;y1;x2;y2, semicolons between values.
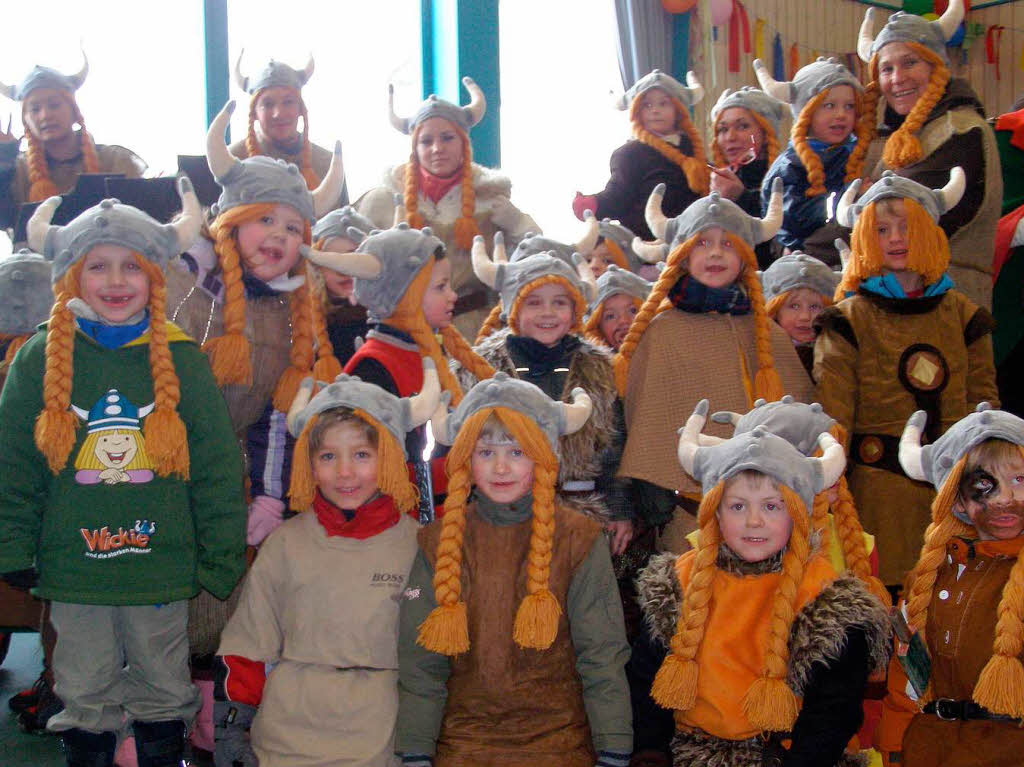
213;701;258;767
573;192;598;221
247;496;285;546
1;567;38;591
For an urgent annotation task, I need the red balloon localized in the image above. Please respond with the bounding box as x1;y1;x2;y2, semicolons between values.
933;0;970;13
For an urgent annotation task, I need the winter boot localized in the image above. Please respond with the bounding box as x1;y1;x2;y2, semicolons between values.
132;719;187;767
60;728;117;767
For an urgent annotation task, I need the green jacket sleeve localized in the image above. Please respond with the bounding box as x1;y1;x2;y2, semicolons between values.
568;537;633;755
396;548;452;756
174;342;247;600
0;334;48;574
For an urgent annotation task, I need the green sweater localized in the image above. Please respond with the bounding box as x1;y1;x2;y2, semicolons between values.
0;326;246;604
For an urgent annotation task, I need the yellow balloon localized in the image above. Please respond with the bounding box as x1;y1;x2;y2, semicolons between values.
922;12;940;20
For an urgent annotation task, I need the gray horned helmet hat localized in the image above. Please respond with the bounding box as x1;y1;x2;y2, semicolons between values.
597;219;647;272
589;265;653;315
633;178;784;262
899;404;1024;522
677;399;847;510
511;212;600;265
835;167;965;229
0;48;89;102
431;373;593;451
857;0;964;64
233;50;315;94
27;176;202;282
205;101;344;223
388;76;486;135
710;395;837;457
311;206;375;245
286;357;442;456
613;69;705;110
0;250;53;336
759;252;839;306
709;86;786;137
753;56;862;118
472;239;596;324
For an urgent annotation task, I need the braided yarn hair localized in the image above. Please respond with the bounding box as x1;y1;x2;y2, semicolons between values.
835;197;950;300
246;88;319;189
474;303;504;344
790;86;875;198
871;43;950;170
403;122;480;250
308;236;346;383
629;91;710;196
417;406;563;655
23;92;99;202
711;109;781;168
903;442;1024;717
35;255;189;477
651;480;812;731
612;233;783;401
288;407;417;513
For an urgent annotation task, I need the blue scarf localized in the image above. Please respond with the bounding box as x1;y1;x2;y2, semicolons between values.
668;275;751;315
76;312;150;349
857;273;953;299
806;134;856;158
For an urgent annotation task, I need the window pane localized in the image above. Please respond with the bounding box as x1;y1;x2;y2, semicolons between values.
499;0;624;240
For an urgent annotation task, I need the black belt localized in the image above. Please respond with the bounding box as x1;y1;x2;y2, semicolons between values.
923;698;1021;722
850;433;905;477
454;290;492;316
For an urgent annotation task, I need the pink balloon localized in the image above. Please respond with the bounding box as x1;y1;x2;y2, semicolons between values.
711;0;733;25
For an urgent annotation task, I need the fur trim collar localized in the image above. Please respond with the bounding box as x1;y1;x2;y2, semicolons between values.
385;162;513;198
716;544;783;575
671;729;868;767
635;552;681;648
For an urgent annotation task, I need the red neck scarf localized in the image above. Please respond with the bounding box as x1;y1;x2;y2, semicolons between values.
418;165;462;203
313;489;401;540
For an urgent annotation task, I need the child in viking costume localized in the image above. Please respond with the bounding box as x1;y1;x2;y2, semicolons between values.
396;375;632;766
589;219;650;279
0;179;246;767
857;0;1000;309
458;243;633;546
357;78;538;339
574;70;710;241
0;49;146;234
214;361;440;767
229;51;346;205
876;405;1024;766
584;265;653;353
631;402;889;766
708;86;786;269
814;169;998;588
761;251;839;376
755;56;875;267
617;181;813;553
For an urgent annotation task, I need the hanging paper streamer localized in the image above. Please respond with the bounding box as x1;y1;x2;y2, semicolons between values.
986;24;1004;80
845;53;858;80
789;43;799;79
773;33;785;81
703;0;718;91
754;18;765;60
727;0;751;73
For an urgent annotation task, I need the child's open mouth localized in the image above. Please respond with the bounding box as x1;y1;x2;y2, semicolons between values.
100;295;135;307
105;451;127;465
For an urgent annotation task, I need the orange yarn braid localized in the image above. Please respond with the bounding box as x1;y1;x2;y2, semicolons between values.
246;91;319;189
973;550;1024;717
792;91;829;197
403;127;426;231
417;407;562;655
473;304;504;344
711;110;781;168
741;265;785;402
837;198;950;300
35;272;78;473
506;276;587;336
811;492;831;550
403;125;480;249
440;325;497;388
310;273;343;383
3;335;30;365
871;44;950;170
630;95;710;195
846;84;878;184
650;484;724;710
741;483;809;731
139;260;189;479
288;410;417;512
272;280;316;413
833;476;889;603
23;94;98;202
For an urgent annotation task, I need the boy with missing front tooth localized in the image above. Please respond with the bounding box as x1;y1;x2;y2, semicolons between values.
396;375;632;767
815;168;999;590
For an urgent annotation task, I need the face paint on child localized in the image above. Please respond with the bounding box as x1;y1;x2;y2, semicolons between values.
598;293;638;351
421;257;457;330
319;236;357;300
718;472;793;562
313;420;379;510
775;287;825;345
236;204;305;283
638;87;677;136
471;434;535;505
79;245;151;324
808;85;857;146
516;282;576;347
956;452;1024;541
688;228;743;289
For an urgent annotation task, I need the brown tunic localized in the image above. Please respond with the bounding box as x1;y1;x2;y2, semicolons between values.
419;504;603;767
